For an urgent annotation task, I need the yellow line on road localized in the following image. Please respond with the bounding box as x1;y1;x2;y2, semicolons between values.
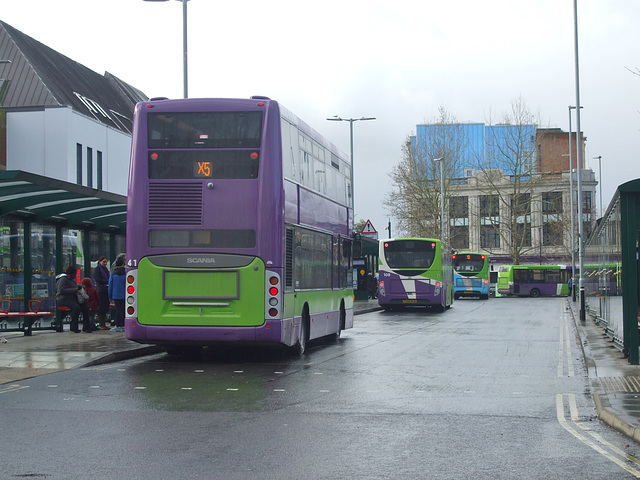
0;384;30;394
558;308;574;378
556;393;640;477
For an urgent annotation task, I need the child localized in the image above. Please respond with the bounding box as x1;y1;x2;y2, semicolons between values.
82;277;100;332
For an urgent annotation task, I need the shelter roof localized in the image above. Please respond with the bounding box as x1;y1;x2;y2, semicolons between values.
0;170;126;233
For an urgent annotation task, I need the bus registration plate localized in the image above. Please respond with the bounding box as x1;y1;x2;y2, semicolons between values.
402;299;417;304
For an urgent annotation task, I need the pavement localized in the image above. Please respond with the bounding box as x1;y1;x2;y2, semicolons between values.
0;300;382;385
2;298;640;444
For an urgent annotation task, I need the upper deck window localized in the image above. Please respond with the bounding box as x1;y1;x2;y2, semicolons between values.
148;111;263;149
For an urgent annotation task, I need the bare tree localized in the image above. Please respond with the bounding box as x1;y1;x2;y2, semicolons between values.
473;96;543;264
385;106;469;241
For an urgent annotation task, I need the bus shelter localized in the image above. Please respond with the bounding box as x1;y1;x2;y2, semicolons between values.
354;234;379;300
584;178;640;364
0;170;126;321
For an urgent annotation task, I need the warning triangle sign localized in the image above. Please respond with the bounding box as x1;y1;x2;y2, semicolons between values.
361;220;377;234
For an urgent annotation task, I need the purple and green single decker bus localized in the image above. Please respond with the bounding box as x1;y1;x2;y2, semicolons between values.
125;97;354;355
377;238;454;312
453;252;490;300
497;265;571;297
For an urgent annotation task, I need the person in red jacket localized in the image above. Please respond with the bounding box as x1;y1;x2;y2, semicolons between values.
82;277;100;332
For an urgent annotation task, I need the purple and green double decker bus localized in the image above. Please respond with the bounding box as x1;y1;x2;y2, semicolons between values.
377;238;454;312
125;97;354;354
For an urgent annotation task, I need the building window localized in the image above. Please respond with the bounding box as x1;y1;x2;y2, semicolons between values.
450;196;468;218
480;195;499;217
76;143;82;185
511;193;531;218
480;225;500;248
450;226;469;250
86;147;93;188
543;222;563;246
513;223;532;247
97;151;103;190
449;196;469;249
542;191;562;213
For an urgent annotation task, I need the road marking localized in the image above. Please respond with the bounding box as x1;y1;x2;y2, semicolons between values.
558;308;574;378
0;384;29;394
556;394;640;477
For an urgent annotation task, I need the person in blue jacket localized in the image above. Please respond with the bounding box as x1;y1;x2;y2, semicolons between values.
108;256;126;332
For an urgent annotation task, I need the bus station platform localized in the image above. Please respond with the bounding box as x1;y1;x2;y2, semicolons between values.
3;298;639;444
0;299;382;385
568;300;640;443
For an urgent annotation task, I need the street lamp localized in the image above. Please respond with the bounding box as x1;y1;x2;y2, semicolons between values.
326;115;376;210
433;157;445;245
572;0;586;321
143;0;190;99
568;105;582;301
594;155;603;218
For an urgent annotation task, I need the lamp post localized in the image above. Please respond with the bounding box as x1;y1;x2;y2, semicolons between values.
568;105;581;301
326;116;376;211
433;157;445;245
594;155;602;217
143;0;189;99
573;0;585;321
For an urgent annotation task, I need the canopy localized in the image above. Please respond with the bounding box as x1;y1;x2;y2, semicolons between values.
0;170;126;233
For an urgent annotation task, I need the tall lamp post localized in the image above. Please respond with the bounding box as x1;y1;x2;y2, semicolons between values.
573;0;586;321
568;105;581;301
144;0;190;99
326;116;376;211
593;155;603;217
433;157;445;245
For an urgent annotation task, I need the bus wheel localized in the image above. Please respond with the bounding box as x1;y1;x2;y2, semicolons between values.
530;288;541;298
433;303;445;313
293;307;309;356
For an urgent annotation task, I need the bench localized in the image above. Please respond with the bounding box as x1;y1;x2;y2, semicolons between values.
0;300;55;336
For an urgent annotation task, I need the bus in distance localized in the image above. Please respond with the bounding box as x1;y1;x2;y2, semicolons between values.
496;265;571;298
377;238;454;312
125;97;354;355
452;252;490;300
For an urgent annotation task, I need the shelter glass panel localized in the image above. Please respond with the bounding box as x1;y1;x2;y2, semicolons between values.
0;218;25;310
31;223;57;311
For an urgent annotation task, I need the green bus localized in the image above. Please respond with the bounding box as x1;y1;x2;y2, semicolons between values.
497;265;571;298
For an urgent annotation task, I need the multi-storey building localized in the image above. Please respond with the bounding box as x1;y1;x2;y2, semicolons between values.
409;124;596;266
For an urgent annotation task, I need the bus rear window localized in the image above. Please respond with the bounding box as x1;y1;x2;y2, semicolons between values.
149;229;256;249
148;111;263;149
453;254;485;272
384;240;436;269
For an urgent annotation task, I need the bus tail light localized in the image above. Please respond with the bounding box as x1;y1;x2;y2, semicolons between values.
265;271;282;320
378;280;385;296
125;270;137;319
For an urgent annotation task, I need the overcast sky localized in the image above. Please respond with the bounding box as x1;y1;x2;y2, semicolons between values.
2;0;638;237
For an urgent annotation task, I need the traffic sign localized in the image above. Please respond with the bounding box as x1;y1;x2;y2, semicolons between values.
361;220;377;235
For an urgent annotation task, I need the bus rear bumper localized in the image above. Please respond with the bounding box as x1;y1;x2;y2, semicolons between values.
125;318;288;346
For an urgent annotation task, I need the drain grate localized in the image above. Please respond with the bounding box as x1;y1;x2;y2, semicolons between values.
599;376;640;393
